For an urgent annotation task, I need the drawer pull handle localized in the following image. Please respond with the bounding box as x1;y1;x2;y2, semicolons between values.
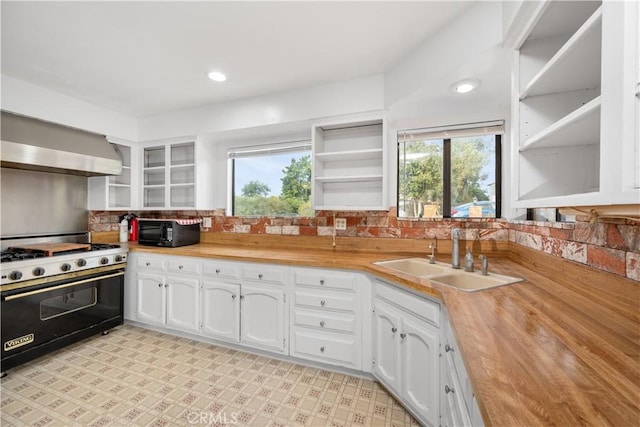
445;385;454;394
215;269;221;274
146;262;151;266
320;321;325;327
445;344;453;353
258;274;263;279
391;327;397;333
320;279;325;285
320;346;325;353
320;300;326;306
400;333;406;339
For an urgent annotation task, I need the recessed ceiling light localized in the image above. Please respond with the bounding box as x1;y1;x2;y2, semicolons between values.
452;79;479;94
207;71;226;82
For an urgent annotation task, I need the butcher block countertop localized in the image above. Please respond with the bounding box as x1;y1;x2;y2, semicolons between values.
126;240;640;426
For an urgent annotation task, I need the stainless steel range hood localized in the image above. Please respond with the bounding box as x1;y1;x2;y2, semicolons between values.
1;111;122;176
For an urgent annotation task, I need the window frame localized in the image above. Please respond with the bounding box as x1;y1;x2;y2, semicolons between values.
396;127;502;219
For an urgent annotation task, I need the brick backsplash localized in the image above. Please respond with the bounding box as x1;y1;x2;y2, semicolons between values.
89;209;639;281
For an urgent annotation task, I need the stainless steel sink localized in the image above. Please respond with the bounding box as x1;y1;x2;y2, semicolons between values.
374;257;450;277
374;257;523;292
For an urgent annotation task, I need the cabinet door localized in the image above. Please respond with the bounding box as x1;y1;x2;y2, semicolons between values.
240;283;286;353
373;300;402;393
201;280;240;342
402;315;440;427
166;275;199;333
136;273;166;325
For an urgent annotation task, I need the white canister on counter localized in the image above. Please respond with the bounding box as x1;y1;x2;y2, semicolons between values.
119;218;128;242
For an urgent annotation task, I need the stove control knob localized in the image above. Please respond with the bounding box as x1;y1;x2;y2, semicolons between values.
61;263;72;272
33;267;45;277
77;259;87;267
100;257;109;265
9;271;22;281
115;255;123;263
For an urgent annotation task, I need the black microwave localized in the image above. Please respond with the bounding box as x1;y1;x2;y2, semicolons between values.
138;219;200;247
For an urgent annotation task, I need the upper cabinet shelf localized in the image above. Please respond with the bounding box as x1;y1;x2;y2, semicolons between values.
312;115;387;211
520;6;602;99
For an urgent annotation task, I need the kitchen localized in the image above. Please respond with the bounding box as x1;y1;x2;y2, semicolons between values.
1;1;639;426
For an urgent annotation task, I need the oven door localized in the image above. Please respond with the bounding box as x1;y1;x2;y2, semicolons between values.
1;267;124;366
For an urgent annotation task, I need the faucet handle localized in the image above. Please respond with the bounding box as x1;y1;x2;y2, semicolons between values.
479;254;489;276
428;242;436;264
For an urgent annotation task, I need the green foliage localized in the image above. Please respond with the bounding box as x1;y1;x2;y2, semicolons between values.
451;139;490;204
241;180;271;197
234;155;313;218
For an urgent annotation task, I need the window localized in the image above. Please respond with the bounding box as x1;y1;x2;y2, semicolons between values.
397;122;502;218
229;141;313;217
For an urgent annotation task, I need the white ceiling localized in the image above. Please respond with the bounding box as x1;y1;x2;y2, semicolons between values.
1;1;472;118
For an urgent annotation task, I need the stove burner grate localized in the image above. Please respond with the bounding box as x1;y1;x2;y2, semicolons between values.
0;251;46;263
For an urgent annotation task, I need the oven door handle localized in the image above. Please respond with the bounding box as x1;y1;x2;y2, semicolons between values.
4;271;125;301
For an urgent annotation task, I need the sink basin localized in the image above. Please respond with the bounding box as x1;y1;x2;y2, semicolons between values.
374;258;449;277
374;257;523;292
429;272;523;292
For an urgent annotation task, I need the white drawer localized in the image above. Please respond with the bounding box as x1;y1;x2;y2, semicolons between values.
137;256;166;271
167;259;200;275
293;269;355;291
294;289;356;312
375;281;440;327
293;308;356;334
202;260;241;280
243;265;286;284
292;328;359;368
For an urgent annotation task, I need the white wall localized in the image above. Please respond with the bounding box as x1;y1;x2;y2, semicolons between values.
1;75;139;141
137;74;385;141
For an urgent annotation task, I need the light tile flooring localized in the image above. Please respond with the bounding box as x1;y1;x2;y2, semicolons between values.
1;325;418;426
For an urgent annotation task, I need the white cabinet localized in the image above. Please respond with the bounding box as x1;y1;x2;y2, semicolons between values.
509;0;640;209
373;280;440;427
440;309;484;427
312;114;388;210
241;283;286;353
142;139;196;209
290;267;364;369
136;273;166;325
134;255;200;334
88;138;137;210
200;280;240;342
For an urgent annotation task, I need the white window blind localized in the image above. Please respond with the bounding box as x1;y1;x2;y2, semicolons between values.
228;140;311;159
398;120;504;143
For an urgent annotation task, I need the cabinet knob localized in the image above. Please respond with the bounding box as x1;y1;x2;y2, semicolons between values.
320;321;325;327
164;284;168;288
400;333;406;339
320;300;326;306
320;279;325;285
445;385;454;394
179;265;183;269
146;262;151;266
258;274;263;279
215;269;221;274
240;295;245;300
320;346;325;353
445;344;453;353
391;327;397;333
158;283;162;288
232;294;237;300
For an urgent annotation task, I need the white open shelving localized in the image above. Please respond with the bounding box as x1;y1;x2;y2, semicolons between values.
312;116;387;211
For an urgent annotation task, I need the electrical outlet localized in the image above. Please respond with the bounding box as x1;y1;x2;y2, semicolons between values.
335;218;347;230
202;217;212;228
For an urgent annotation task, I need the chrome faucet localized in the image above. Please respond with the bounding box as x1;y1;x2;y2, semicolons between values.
451;228;460;269
479;254;489;276
428;242;436;264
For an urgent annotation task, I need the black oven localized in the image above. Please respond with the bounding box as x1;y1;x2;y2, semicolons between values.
1;265;124;372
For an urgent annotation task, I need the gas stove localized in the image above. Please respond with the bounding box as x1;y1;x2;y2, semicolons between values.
0;243;127;286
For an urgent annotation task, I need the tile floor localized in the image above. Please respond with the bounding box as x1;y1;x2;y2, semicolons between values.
1;325;418;426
